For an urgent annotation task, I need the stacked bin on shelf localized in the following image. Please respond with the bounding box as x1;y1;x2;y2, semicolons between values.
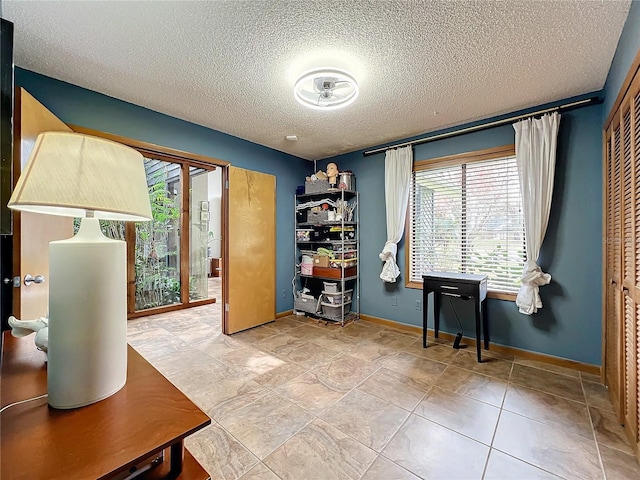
320;281;353;320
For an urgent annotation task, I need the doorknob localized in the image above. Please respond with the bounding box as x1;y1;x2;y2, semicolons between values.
24;274;45;286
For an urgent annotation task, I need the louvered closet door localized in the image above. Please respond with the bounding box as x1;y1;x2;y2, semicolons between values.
621;97;638;441
604;53;640;461
633;86;640;448
605;120;624;418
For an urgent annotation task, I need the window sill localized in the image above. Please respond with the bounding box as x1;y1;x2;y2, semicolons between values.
405;280;516;301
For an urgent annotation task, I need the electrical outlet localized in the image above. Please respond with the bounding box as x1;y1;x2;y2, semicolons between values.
415;299;422;311
281;289;286;298
391;296;397;307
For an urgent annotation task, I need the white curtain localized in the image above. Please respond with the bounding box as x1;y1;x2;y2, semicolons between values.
514;112;560;315
379;146;413;282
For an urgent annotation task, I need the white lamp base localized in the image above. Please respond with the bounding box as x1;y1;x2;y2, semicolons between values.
47;217;128;409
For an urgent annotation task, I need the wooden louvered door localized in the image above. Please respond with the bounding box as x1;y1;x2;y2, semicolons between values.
605;123;623;419
604;64;640;460
621;96;638;441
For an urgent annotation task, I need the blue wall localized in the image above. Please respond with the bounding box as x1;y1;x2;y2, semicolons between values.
16;0;640;364
16;68;310;313
328;99;604;365
603;0;640;119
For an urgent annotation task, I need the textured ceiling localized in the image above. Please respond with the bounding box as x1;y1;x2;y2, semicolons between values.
2;0;631;161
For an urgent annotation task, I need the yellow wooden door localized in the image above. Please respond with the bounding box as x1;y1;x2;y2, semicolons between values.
223;166;276;334
13;89;73;319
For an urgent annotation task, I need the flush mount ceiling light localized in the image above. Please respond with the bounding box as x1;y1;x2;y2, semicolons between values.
294;68;359;110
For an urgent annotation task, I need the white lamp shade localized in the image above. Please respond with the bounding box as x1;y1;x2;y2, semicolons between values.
8;132;152;221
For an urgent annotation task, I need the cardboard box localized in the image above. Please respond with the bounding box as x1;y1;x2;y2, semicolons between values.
313;255;330;267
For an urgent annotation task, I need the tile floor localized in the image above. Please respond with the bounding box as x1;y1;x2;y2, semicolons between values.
127;301;639;479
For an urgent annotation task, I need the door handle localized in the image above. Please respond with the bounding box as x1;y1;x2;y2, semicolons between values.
24;274;45;286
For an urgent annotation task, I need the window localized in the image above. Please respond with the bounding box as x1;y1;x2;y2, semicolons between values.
408;145;525;295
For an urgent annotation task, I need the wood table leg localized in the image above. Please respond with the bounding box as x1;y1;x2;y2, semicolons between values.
170;440;184;476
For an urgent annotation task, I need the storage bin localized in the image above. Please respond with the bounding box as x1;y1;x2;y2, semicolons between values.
296;229;313;242
295;295;319;314
300;255;313;275
304;179;330;194
321;301;352;319
307;210;329;223
322;281;339;292
322;289;352;304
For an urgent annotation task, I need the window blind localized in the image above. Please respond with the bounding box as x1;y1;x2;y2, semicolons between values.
409;155;525;293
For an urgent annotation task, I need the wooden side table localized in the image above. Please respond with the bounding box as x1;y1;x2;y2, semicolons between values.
422;272;489;362
1;332;211;479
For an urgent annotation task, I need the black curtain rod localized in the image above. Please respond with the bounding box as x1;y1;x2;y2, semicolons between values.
362;96;600;157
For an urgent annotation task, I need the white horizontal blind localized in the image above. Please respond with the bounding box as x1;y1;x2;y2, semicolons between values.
410;155;525;293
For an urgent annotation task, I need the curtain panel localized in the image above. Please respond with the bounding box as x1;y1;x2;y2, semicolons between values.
379;146;413;282
513;112;560;314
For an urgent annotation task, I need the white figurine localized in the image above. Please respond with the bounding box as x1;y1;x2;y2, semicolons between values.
8;316;49;356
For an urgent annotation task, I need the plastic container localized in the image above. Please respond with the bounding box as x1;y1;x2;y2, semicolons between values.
322;289;353;304
296;229;313;242
301;255;313;275
322;281;339;292
295;294;319;313
321;301;352;319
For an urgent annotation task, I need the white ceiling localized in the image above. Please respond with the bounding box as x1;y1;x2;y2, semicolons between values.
2;0;631;161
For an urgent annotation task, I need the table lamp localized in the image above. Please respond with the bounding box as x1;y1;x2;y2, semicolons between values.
8;132;152;409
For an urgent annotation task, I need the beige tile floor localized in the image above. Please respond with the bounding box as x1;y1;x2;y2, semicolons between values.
127;295;639;479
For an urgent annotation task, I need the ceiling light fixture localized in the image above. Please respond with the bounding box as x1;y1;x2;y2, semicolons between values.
294;68;359;110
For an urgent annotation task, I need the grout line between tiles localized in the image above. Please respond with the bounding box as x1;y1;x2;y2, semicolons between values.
582;375;607;479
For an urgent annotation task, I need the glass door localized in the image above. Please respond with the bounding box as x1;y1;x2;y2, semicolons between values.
134;158;182;310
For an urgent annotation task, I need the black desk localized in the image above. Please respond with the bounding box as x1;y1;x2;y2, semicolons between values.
422;272;488;362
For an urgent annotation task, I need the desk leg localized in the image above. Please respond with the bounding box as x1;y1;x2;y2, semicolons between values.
475;297;482;362
482;298;489;350
423;289;429;348
170;440;184;476
434;292;440;339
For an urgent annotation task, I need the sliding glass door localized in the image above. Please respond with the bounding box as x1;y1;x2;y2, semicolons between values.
126;157;217;316
134;159;182;310
189;166;210;302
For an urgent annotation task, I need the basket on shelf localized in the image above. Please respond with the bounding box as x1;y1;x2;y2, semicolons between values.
294;293;320;314
304;179;330;194
307;210;329;223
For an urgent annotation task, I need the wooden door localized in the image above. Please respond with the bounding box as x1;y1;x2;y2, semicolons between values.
620;94;640;442
604;64;640;460
604;121;624;418
223;166;275;334
621;96;638;440
12;89;73;319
